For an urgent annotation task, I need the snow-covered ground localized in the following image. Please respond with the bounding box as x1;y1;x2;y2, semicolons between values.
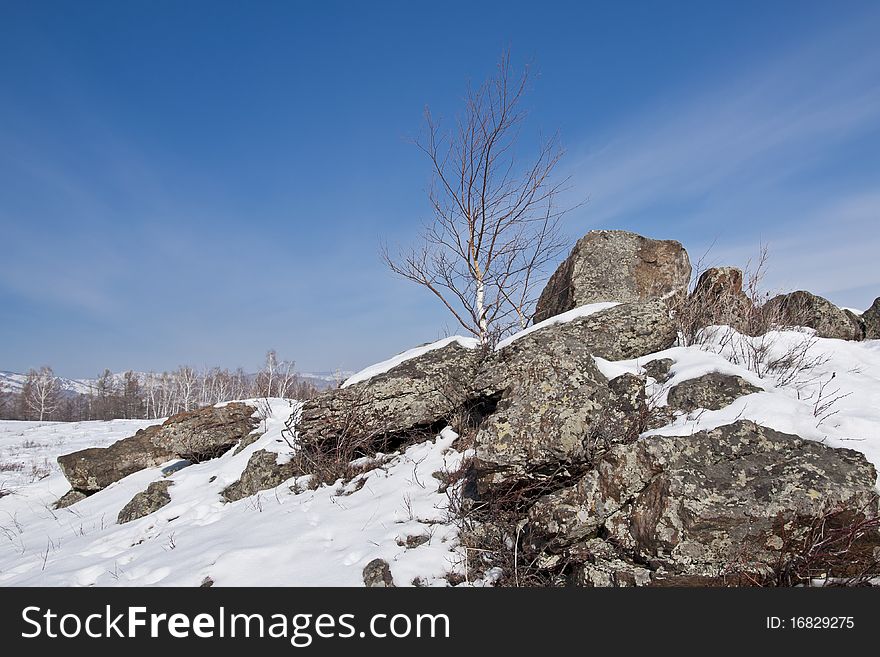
0;399;469;586
0;419;157;490
2;321;880;587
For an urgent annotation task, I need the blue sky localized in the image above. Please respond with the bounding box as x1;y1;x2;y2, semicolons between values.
1;1;879;378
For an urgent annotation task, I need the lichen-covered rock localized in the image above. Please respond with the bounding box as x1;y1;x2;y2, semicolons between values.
764;291;863;340
527;421;878;577
473;306;660;486
643;358;674;383
57;427;176;494
687;267;754;333
534;230;691;322
117;480;173;524
297;340;482;450
666;372;762;412
555;300;678;361
57;402;259;494
154;402;260;462
222;450;302;502
565;539;653;587
862;297;880;339
362;558;395;587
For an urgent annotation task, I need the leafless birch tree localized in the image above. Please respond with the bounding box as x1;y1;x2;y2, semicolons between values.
383;52;571;345
22;366;61;421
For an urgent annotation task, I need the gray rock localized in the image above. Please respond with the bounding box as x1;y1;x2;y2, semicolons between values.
667;372;763;412
155;402;261;463
534;230;691;322
473;305;663;486
117;480;173;524
688;267;754;333
554;299;678;361
528;420;878;577
58;402;260;494
222;449;302;502
764;291;863;340
862;297;880;339
297;340;482;451
643;358;674;383
362;558;395;587
564;540;653;587
58;427;176;494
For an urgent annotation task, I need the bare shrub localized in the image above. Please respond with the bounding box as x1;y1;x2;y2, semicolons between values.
672;245;828;386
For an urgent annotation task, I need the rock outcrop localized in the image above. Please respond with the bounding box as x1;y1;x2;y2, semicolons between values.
863;297;880;340
297;340;481;451
534;230;691;322
117;480;173;524
764;291;864;340
58;402;259;497
58;427;176;494
471;302;671;486
666;372;762;412
527;421;878;581
154;402;261;462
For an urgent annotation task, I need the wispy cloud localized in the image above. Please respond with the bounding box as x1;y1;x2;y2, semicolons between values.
565;14;880;308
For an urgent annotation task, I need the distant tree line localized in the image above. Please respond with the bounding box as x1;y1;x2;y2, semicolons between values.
0;350;320;422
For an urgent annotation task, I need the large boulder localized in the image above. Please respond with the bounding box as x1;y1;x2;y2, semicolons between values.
58;427;176;494
297;340;482;449
534;230;691;323
863;297;880;339
527;420;878;580
58;402;259;495
117;480;173;524
153;402;260;462
763;291;863;340
472;302;671;486
666;372;762;412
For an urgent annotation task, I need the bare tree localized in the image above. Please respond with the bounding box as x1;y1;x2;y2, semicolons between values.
22;366;61;421
254;350;297;398
382;52;571;345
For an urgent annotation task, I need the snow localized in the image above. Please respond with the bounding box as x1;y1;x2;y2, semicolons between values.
0;399;469;586
0;418;158;491
495;302;621;350
342;336;480;388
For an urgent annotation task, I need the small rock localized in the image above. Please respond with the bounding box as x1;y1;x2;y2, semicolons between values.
54;489;87;509
363;558;395;587
117;480;173;524
222;450;303;502
667;372;763;412
643;358;674;383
